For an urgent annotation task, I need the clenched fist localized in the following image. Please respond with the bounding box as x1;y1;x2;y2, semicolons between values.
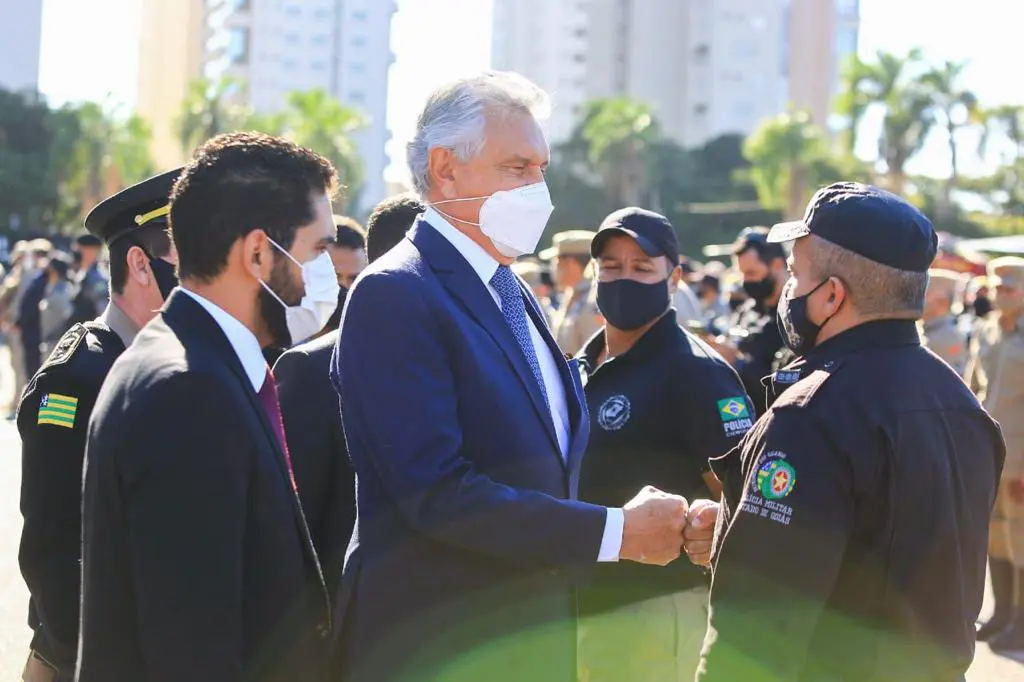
619;486;689;566
683;499;720;567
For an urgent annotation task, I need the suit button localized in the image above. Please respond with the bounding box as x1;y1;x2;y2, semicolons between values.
317;623;329;639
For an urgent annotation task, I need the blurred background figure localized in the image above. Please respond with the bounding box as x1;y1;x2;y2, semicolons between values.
703;227;787;416
38;253;74;358
966;256;1024;654
512;259;554;324
920;268;968;375
542;229;603;353
365;192;424;264
694;262;731;326
671;255;703;326
68;233;108;327
0;241;31;412
317;215;368;337
15;240;55;384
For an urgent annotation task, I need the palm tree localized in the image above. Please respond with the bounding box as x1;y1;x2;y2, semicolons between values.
276;89;367;208
65;102;154;218
175;77;246;157
579;98;661;208
920;60;978;203
743;110;833;219
977;105;1024;214
835;49;934;194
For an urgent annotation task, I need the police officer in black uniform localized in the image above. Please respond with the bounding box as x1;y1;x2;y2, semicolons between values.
17;168;181;682
703;227;788;416
696;183;1005;682
575;208;755;682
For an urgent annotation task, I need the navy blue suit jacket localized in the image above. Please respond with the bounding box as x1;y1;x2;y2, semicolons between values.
330;220;607;681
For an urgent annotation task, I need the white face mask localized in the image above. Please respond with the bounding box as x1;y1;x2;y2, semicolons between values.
432;181;554;258
261;238;341;344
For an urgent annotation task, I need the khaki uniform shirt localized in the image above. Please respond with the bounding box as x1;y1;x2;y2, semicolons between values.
920;315;968;377
968;316;1024;474
551;279;602;356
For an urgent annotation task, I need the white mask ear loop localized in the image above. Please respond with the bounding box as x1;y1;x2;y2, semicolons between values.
266;236;303;268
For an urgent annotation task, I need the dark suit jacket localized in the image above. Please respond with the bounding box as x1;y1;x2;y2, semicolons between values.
330;220;607;682
273;329;355;601
78;291;331;682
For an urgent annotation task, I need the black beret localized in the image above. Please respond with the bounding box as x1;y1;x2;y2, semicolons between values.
84;167;184;246
767;182;937;273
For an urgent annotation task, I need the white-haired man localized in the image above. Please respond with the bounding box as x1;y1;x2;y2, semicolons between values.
330;71;703;681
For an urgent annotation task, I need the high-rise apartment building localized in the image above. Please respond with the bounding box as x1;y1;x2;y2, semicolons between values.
204;0;396;213
492;0;857;148
137;0;396;213
137;0;206;171
0;0;44;93
786;0;860;129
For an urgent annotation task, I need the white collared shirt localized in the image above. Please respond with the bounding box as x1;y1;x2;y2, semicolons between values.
424;209;623;562
179;288;267;392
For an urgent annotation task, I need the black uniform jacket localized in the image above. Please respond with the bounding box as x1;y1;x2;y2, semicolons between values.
699;320;1005;682
78;291;331;682
17;321;125;672
273;329;356;602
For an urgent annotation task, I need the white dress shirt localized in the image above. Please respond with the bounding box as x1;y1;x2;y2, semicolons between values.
180;288;268;392
425;209;624;562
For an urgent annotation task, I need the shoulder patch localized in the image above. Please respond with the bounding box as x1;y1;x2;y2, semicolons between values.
38;393;79;428
41;324;89;370
772;359;844;409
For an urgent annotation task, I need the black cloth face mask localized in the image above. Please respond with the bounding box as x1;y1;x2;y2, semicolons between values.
597;278;670;331
776;278;838;356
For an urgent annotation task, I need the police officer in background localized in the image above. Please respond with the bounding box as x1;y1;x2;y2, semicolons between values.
966;256;1024;652
68;233;109;326
703;227;788;416
697;183;1004;682
17;168;180;682
576;208;754;682
920;268;968;375
542;230;603;353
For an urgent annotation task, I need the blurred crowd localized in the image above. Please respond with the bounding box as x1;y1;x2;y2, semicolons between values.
0;235;109;413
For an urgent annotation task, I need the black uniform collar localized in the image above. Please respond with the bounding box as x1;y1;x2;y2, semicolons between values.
806;318;921;362
580;309;678;371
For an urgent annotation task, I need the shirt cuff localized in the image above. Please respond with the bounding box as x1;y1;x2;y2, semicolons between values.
597;507;624;562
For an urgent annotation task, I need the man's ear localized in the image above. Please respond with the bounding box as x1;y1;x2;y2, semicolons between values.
126;246;150;287
668;264;682;293
428;147;459;200
241;230;271;281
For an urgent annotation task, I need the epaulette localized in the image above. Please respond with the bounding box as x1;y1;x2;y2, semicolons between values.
773;358;845;409
40;324;89;371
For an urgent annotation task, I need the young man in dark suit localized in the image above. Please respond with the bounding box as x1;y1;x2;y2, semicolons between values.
274;195;423;599
78;132;338;682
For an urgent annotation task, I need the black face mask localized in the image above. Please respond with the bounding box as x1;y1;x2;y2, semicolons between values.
597;278;670;331
777;278;834;356
974;295;993;318
148;257;179;301
742;275;776;303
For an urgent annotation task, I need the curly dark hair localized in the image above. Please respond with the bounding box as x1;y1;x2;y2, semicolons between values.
169;132;338;282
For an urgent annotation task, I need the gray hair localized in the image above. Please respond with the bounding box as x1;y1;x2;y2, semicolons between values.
407;71;551;197
807;235;928;317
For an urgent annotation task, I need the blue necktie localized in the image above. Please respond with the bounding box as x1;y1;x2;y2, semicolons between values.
490;265;549;404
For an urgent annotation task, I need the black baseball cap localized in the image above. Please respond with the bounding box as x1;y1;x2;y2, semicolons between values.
591;207;680;267
84;167;184;246
767;182;937;273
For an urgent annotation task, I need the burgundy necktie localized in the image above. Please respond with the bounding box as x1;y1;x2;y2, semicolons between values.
257;365;297;491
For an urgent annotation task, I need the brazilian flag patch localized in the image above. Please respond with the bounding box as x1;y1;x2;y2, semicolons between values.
38;393;78;429
717;396;754;438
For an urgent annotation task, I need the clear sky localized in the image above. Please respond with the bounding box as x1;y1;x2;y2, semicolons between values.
36;0;1024;184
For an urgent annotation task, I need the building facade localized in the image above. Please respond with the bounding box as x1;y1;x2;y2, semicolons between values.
492;0;858;148
0;0;44;93
138;0;395;213
137;0;207;171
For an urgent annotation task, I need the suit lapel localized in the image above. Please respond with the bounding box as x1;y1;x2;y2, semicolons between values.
410;221;562;459
162;292;330;620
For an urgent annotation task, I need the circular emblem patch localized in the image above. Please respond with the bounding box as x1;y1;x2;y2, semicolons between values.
757;459;796;500
597;395;631;431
